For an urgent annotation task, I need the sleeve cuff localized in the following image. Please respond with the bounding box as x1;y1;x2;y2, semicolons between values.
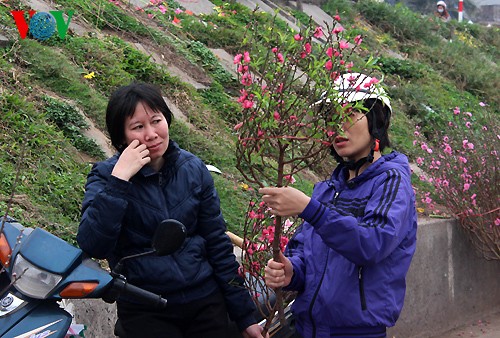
105;175;131;196
283;256;303;291
235;314;257;333
299;198;324;224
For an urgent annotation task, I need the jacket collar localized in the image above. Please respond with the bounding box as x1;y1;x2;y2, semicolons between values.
331;151;402;188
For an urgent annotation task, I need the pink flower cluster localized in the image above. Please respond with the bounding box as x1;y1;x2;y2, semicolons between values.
414;104;499;236
234;52;252;95
240;201;295;277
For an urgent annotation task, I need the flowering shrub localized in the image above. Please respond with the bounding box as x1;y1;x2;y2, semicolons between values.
233;13;384;331
414;105;499;260
233;16;379;189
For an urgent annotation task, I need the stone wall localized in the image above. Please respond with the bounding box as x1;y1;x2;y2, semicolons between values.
388;218;500;337
71;218;500;337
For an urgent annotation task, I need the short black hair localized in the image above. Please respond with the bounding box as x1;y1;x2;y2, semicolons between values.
364;98;391;151
106;82;173;152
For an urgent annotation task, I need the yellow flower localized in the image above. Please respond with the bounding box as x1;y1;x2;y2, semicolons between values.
417;208;425;213
84;72;95;79
239;183;249;191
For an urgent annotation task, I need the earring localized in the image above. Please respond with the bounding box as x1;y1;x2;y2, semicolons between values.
374;139;380;152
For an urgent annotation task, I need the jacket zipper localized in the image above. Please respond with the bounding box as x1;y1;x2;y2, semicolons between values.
308;254;329;338
358;266;367;311
307;189;339;336
333;191;340;203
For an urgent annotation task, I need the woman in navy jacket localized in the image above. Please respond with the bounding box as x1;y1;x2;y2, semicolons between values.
261;73;417;338
77;83;264;338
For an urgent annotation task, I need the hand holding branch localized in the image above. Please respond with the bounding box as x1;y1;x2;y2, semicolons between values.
264;250;294;289
259;186;310;217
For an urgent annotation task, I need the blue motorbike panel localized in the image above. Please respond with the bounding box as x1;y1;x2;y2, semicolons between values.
0;296;38;337
19;228;82;274
2;222;25;257
56;258;114;297
0;301;71;338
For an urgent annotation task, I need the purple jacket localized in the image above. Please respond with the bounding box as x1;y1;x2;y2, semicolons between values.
285;151;417;338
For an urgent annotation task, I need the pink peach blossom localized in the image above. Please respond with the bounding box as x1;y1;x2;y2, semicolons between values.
277;53;284;63
339;40;349;49
326;47;334;58
243;51;251;63
313;27;324;38
158;5;168;14
304;43;312;54
333;25;344;34
234;54;243;64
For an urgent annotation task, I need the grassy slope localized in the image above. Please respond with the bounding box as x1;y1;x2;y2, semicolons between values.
0;0;498;243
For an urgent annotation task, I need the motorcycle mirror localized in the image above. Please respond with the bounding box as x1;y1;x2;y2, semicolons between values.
152;219;186;256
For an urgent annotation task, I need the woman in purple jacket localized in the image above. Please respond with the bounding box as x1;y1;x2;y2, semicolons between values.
261;73;417;338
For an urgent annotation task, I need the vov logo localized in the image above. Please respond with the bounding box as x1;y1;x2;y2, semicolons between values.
11;10;74;41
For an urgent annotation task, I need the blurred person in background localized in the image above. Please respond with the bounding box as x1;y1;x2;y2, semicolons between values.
435;1;451;22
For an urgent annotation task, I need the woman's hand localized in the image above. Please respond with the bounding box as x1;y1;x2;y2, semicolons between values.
259;186;310;217
242;323;269;338
111;140;151;181
265;251;293;289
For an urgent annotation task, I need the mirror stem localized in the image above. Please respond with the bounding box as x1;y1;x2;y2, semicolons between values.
113;250;156;275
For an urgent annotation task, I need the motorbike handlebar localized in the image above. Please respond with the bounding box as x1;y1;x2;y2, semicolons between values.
122;282;168;309
107;277;168;309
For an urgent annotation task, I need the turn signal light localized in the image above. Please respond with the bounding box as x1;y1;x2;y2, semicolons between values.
0;232;12;267
59;282;99;298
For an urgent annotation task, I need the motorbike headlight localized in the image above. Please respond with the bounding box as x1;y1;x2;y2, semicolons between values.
12;254;63;299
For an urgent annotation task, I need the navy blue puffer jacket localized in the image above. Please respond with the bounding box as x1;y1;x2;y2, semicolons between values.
77;141;256;331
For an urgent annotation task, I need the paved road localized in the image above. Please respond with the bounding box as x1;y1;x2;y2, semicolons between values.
429;311;500;338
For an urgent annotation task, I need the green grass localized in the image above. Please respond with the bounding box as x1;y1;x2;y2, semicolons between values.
0;91;89;245
15;39;108;128
0;0;498;243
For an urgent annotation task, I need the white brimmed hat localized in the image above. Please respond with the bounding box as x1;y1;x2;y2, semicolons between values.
313;73;392;113
437;1;447;8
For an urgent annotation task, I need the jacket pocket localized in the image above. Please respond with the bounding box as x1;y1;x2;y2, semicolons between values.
358;266;367;311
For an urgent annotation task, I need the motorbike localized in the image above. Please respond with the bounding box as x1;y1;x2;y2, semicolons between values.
0;215;187;338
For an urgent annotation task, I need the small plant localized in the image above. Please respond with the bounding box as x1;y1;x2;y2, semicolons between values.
42;96;106;160
377;56;429;79
186;40;236;87
357;1;439;44
414;105;499;260
199;82;242;125
322;0;357;24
